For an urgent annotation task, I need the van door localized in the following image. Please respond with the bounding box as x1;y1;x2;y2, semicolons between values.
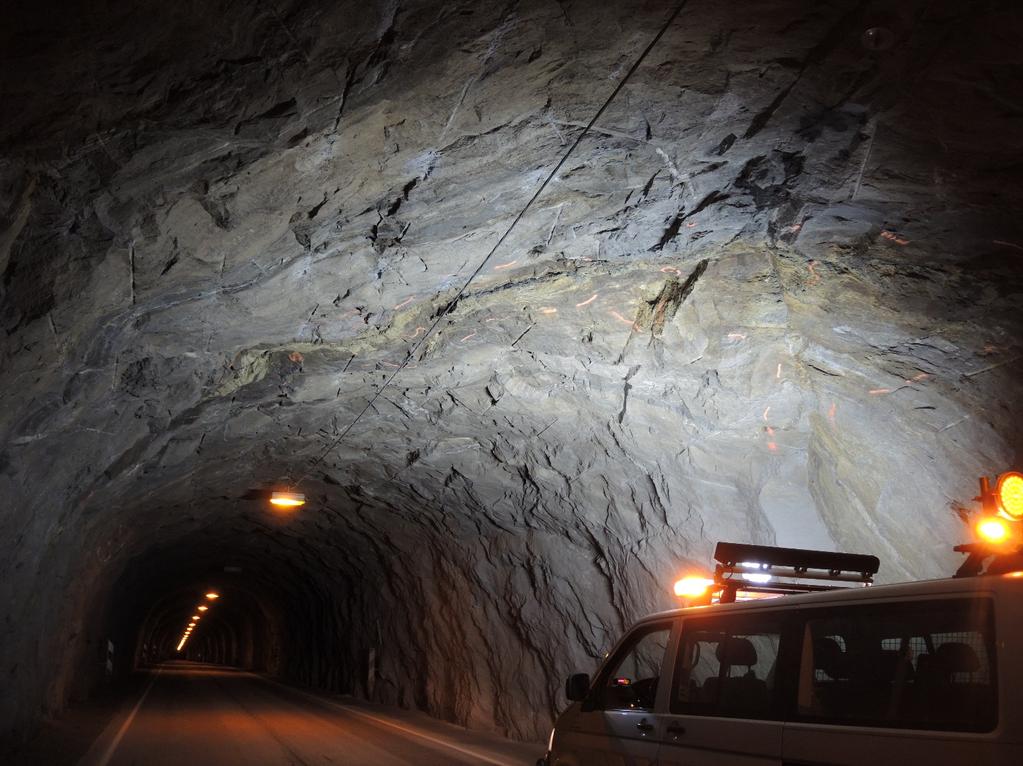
553;620;674;766
783;597;1003;766
657;609;795;765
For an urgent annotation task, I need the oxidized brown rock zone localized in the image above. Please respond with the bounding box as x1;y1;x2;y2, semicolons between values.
1;0;1022;745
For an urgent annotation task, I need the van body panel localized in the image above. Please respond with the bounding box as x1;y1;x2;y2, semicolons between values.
994;577;1023;744
781;724;1017;766
550;705;659;766
657;716;782;765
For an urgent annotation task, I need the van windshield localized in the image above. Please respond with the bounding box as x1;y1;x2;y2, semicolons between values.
797;598;997;732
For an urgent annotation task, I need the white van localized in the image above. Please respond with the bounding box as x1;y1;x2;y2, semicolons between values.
540;540;1023;766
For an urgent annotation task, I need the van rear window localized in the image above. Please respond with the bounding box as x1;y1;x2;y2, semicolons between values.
796;599;997;732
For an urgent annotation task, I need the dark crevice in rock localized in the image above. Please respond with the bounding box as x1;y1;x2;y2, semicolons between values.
650;192;730;251
742;0;868;140
636;259;708;337
617;364;641;424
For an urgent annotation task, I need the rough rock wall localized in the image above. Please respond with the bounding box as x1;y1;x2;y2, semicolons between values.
2;0;1022;745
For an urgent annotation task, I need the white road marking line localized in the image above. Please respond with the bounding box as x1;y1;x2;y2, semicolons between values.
335;705;520;766
91;667;161;766
262;678;520;766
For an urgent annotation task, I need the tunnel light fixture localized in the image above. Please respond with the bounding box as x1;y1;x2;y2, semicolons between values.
197;605;208;611
192;615;200;620
205;592;219;600
270;491;306;508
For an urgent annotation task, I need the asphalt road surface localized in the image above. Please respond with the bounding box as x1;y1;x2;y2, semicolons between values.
71;662;541;766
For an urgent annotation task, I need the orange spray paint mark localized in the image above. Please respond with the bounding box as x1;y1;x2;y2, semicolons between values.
685;221;697;228
539;307;558;315
380;361;401;368
288;351;304;363
575;293;598;308
393;296;414;310
880;231;910;246
869;388;892;395
403;326;426;340
762;406;771;422
659;266;682;275
807;260;821;286
828;402;837;422
906;372;930;384
459;332;477;343
610;310;639;330
493;260;517;270
776;363;782;380
726;332;747;341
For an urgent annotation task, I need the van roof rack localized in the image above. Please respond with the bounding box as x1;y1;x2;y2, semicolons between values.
713;542;880;603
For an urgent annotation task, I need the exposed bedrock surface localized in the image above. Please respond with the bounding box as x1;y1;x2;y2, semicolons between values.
2;0;1022;746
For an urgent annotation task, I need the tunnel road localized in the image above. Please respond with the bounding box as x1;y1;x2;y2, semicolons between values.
75;662;541;766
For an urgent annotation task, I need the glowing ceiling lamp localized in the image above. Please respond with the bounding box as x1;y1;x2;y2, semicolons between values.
205;592;219;600
197;605;208;612
270;491;306;508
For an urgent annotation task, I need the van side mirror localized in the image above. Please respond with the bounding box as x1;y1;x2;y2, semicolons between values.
565;673;591;701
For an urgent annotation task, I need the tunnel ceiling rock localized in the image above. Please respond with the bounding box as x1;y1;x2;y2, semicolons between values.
2;0;1023;745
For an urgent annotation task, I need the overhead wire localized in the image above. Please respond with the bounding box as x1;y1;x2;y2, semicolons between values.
294;0;689;486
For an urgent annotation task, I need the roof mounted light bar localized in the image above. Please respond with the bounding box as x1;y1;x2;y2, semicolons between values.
713;542;880;603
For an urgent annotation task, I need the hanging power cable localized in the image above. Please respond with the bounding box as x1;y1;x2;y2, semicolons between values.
295;0;689;485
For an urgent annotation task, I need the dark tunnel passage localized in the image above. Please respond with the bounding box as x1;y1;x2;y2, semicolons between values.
3;0;1023;757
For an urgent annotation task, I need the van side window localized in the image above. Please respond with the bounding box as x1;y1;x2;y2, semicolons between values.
596;623;672;712
796;599;997;732
671;613;786;719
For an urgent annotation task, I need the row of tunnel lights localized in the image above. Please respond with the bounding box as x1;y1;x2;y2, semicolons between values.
176;492;301;654
175;591;219;652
